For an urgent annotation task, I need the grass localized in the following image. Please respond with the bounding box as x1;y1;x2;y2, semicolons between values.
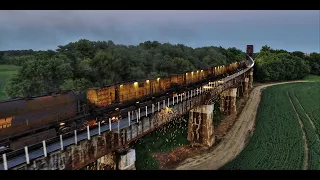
303;75;320;82
131;114;190;170
0;65;21;100
221;82;320;170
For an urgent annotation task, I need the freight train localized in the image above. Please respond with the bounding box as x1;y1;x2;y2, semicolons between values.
0;91;90;150
0;60;248;152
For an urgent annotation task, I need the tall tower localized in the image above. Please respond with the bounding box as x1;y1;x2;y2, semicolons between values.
246;45;254;60
246;45;254;89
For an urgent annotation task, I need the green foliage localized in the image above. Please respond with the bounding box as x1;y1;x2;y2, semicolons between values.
1;42;319;98
0;65;20;100
60;78;93;94
221;82;320;170
305;53;320;76
0;40;245;99
254;46;312;82
131;116;189;170
303;75;320;82
289;83;320;169
4;55;73;98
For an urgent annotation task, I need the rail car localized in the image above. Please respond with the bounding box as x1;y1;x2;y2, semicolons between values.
0;91;90;150
86;61;245;118
0;60;247;152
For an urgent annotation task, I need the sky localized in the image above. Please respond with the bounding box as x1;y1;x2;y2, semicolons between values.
0;10;319;53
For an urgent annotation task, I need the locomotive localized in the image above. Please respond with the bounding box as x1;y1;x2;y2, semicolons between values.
0;60;247;152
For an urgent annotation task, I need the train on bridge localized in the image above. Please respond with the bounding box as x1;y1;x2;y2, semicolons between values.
0;48;253;155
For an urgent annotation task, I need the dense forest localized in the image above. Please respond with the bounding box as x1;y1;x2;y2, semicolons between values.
0;40;319;99
253;45;319;82
0;40;245;98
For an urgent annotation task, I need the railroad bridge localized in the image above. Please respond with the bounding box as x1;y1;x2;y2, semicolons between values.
0;45;255;170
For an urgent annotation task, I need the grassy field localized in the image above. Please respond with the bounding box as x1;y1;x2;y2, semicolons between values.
221;82;320;170
303;75;320;82
0;65;21;100
131;115;190;170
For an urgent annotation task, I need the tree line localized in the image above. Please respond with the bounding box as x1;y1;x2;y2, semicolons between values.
0;39;245;98
0;40;319;99
254;45;319;82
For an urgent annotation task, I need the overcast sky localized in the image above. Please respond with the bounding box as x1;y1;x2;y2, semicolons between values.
0;10;319;53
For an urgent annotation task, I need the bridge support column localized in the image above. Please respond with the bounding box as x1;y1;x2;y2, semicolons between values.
237;86;240;97
249;69;253;89
219;96;225;113
225;98;230;114
230;88;237;116
244;78;249;98
187;105;215;147
239;82;243;97
220;88;237;116
117;149;136;170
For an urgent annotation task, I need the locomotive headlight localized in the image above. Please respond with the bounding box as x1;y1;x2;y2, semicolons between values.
60;122;65;126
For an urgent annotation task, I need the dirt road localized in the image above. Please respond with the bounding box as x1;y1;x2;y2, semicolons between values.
175;81;307;170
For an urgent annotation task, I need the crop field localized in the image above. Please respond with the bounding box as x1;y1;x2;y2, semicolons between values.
0;65;20;100
221;82;320;170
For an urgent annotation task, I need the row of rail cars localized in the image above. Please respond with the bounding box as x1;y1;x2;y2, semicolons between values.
0;60;248;153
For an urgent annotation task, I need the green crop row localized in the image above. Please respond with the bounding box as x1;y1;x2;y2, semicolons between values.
222;83;307;170
287;84;320;170
223;82;320;170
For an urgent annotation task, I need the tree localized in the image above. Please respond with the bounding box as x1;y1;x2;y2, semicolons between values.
4;56;73;98
254;49;311;82
261;45;271;52
7;39;303;98
305;53;320;75
60;78;93;94
291;51;306;59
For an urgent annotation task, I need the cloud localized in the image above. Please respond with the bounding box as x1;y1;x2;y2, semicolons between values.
0;10;319;52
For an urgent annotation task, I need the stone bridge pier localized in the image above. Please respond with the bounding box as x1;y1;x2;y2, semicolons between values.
187;105;215;147
244;78;249;98
249;69;253;89
238;77;249;98
219;88;237;116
